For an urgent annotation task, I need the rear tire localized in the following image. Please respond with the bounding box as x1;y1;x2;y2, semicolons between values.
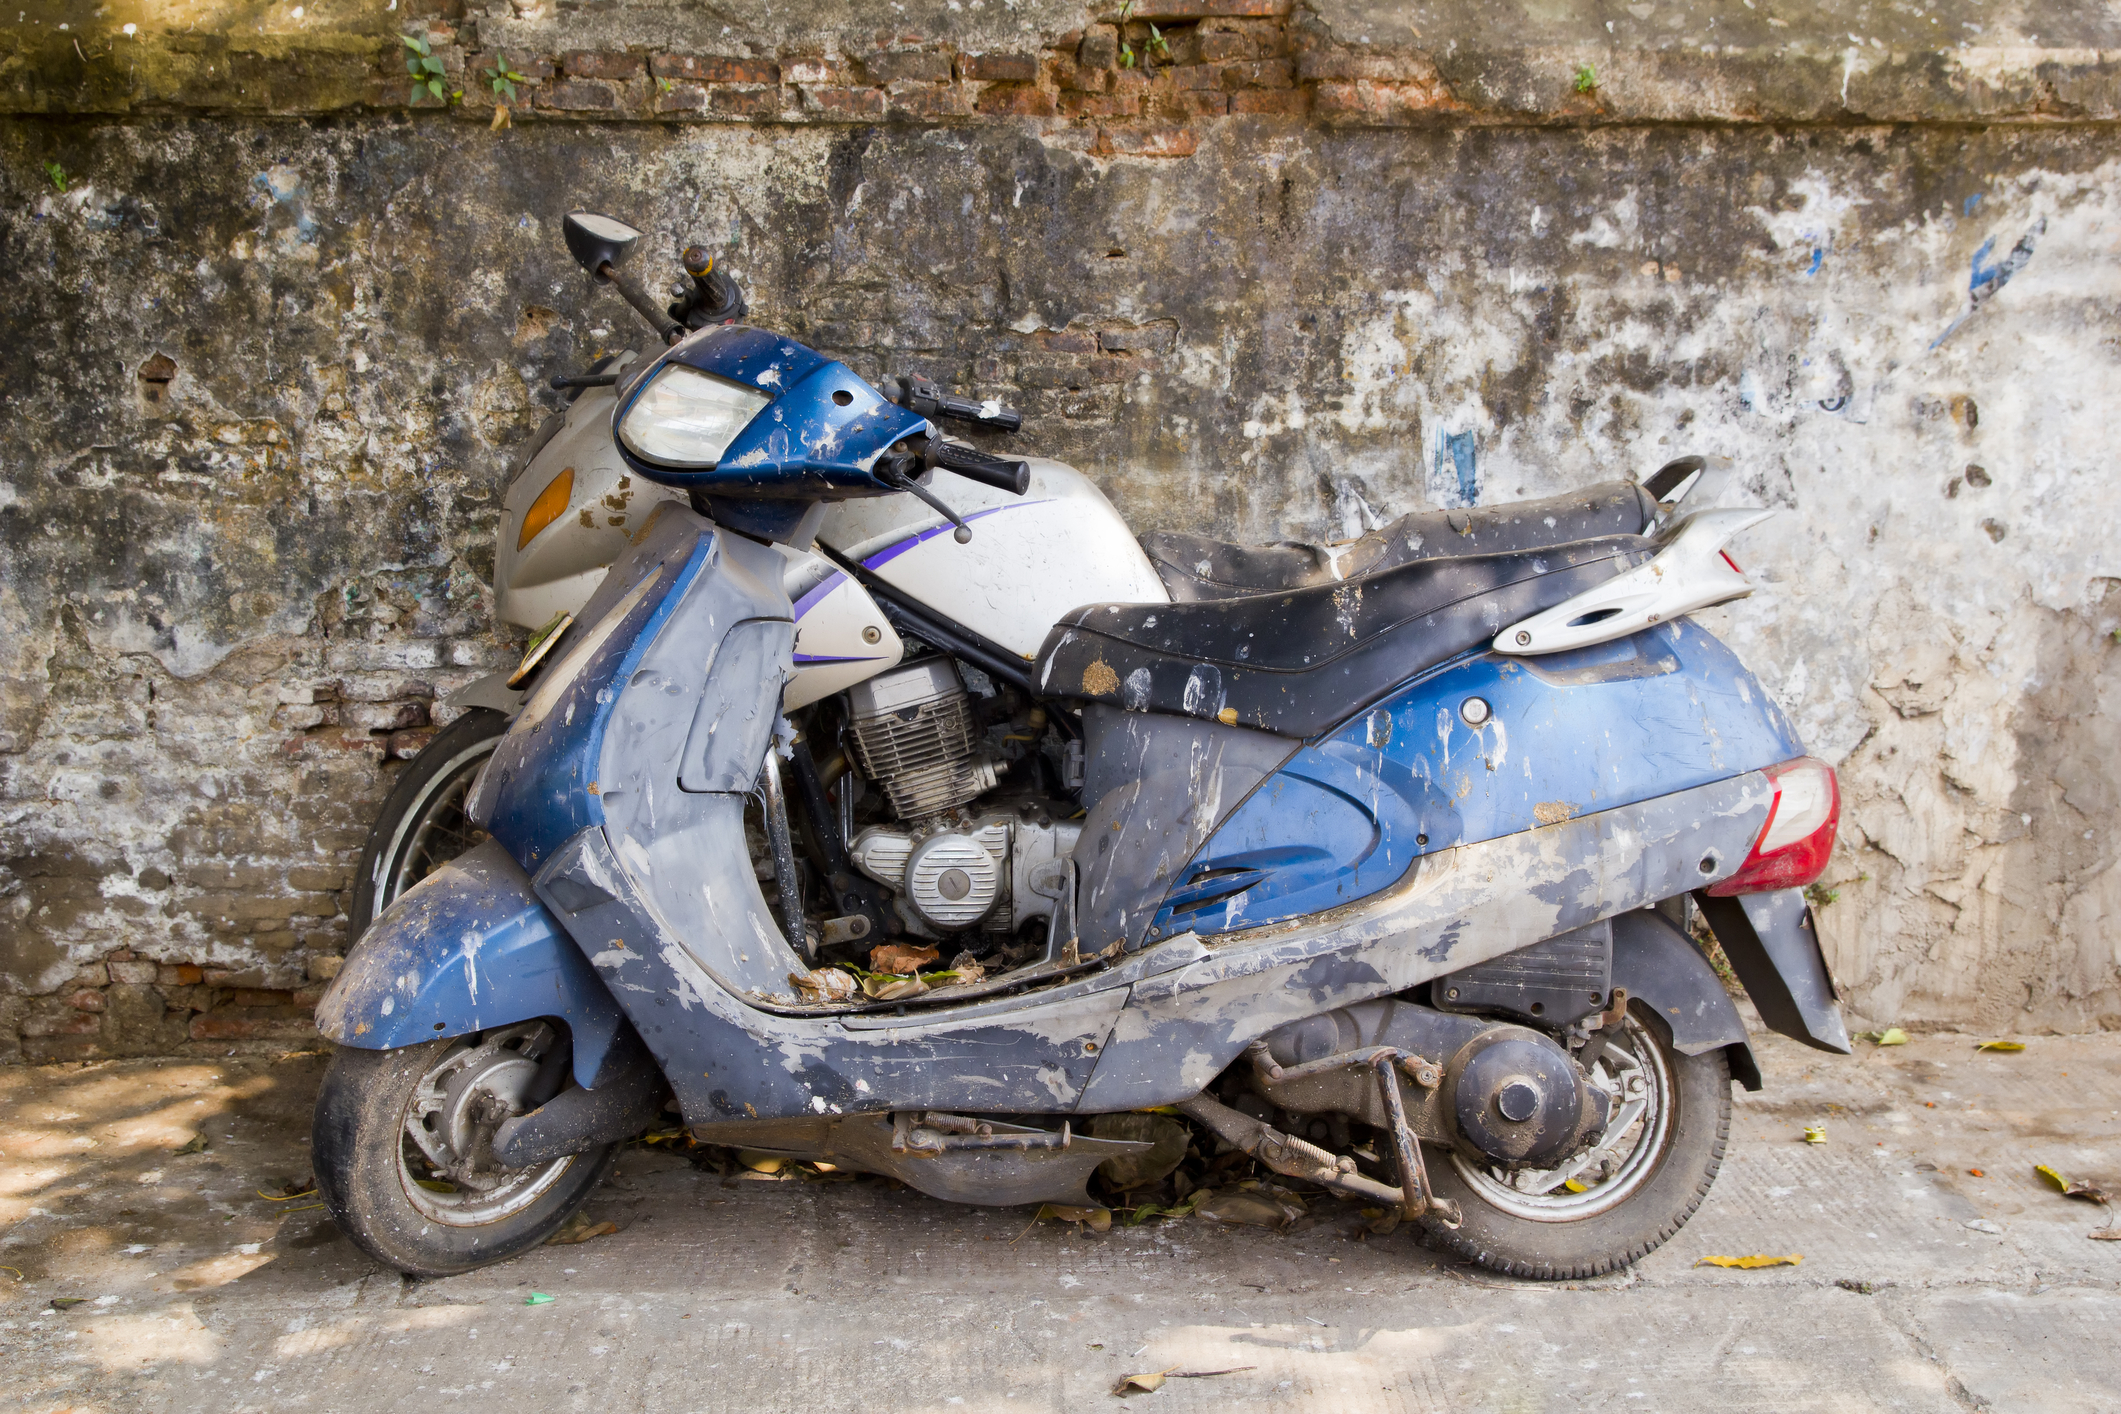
1419;1005;1732;1280
313;1033;614;1279
349;708;509;939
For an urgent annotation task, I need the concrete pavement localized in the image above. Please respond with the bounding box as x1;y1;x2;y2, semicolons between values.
2;1019;2116;1412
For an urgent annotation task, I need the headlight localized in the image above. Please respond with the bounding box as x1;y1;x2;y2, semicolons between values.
617;365;770;467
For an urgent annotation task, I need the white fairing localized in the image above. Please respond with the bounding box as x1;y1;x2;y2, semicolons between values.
494;367;684;629
818;456;1169;660
776;548;905;710
1493;507;1774;655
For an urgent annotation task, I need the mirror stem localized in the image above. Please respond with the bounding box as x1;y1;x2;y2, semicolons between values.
599;261;684;344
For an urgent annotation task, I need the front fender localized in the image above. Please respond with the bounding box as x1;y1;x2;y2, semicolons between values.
314;838;632;1089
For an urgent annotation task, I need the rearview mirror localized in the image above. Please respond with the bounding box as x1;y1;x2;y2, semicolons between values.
562;211;642;281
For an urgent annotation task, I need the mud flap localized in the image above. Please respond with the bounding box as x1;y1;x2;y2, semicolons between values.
1611;909;1762;1092
1693;888;1852;1056
312;838;636;1089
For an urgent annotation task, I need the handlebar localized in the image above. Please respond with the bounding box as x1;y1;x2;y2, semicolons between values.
894;374;1022;434
598;261;683;344
928;440;1031;496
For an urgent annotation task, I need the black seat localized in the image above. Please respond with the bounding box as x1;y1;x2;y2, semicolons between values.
1141;480;1659;602
1034;535;1651;738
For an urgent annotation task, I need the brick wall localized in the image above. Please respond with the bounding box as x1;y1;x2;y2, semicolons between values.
4;1;2121;1057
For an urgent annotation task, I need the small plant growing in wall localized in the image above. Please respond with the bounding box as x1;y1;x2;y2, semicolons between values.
1574;63;1599;94
43;159;67;192
485;53;529;128
403;34;461;106
485;54;528;103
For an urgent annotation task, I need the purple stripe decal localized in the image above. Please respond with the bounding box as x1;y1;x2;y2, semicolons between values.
860;501;1050;570
793;653;889;665
790;570;847;621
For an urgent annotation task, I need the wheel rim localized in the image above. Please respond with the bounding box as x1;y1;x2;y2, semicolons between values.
373;736;497;911
1448;1015;1675;1222
398;1026;575;1226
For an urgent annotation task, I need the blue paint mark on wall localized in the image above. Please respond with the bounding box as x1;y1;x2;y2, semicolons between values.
1963;192;1983;216
1806;247;1824;276
1438;430;1478;505
1931;218;2044;350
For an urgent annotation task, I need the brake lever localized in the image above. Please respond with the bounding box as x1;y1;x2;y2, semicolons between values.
877;461;974;543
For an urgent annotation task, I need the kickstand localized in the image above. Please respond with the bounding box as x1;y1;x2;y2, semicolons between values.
1373;1052;1462;1229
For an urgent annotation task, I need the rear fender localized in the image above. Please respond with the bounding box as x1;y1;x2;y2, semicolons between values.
1693;887;1852;1055
1611;908;1762;1092
313;838;633;1089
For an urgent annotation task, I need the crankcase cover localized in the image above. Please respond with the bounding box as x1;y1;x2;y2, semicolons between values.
1450;1031;1586;1167
905;832;1004;929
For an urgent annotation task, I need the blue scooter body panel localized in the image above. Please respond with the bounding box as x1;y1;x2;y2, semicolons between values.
313;838;630;1090
472;514;716;872
1153;622;1806;939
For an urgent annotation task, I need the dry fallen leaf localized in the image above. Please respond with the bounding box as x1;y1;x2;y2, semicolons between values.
1696;1254;1804;1269
789;967;856;1003
2037;1164;2072;1194
861;975;928;1001
1112;1366;1255;1396
868;942;940;976
1802;1126;1827;1145
1975;1040;2025;1052
171;1134;208;1156
1036;1203;1113;1232
545;1215;619;1246
2088;1228;2121;1241
1196;1187;1306;1229
1867;1027;1909;1046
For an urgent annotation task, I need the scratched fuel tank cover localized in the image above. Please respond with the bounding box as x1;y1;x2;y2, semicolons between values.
1460;696;1492;726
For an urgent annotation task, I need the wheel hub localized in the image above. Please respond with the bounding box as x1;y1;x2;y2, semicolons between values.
400;1026;574;1225
438;1048;539;1180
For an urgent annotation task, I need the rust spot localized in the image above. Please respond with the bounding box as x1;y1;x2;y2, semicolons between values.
1082;659;1119;696
1533;800;1578;825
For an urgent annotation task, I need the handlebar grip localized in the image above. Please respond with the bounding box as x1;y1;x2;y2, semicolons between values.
931;441;1031;495
934;392;1024;433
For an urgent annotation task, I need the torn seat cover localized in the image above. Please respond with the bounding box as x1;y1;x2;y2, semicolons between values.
1033;534;1652;738
1141;481;1659;602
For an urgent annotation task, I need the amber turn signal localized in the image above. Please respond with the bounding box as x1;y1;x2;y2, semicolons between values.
517;467;575;551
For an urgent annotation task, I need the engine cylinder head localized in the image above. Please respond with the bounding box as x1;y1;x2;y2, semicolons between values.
845;658;995;820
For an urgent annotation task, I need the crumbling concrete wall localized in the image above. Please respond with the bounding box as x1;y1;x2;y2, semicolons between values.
4;0;2120;1059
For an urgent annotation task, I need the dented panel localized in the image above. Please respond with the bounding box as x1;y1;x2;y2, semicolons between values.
312;838;630;1090
1077;772;1775;1112
1155;621;1805;938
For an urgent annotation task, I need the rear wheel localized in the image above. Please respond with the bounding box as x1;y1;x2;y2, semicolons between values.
1419;1005;1731;1280
349;708;508;938
313;1028;614;1278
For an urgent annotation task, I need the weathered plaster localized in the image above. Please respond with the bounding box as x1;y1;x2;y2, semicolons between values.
2;4;2118;1059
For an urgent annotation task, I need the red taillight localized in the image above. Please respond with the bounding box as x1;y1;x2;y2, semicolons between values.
1706;756;1839;897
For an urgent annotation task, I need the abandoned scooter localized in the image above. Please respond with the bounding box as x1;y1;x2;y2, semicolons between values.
312;212;1850;1281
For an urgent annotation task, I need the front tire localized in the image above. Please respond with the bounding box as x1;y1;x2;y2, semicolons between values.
1419;1005;1732;1280
313;1029;614;1278
349;707;509;939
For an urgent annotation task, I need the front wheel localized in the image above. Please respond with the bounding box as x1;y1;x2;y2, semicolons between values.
349;707;509;938
312;1027;615;1278
1419;1005;1732;1280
